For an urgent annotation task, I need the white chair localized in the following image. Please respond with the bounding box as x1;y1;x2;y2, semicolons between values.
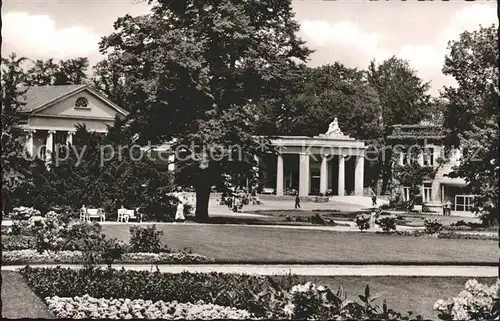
79;207;87;221
117;206;142;223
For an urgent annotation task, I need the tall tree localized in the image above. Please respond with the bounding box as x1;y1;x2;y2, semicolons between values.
1;53;32;213
24;57;89;86
99;0;312;220
91;53;131;110
367;56;433;193
441;25;498;225
283;63;383;140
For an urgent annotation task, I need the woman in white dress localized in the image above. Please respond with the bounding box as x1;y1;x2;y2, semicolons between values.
175;200;185;222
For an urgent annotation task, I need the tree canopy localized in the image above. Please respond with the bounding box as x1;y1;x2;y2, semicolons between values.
1;53;32;213
24;57;89;86
441;24;498;225
98;0;312;220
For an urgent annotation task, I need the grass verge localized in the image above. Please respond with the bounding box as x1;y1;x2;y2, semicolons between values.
1;271;54;318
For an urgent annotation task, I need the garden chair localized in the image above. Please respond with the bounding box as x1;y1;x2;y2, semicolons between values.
117;206;142;223
79;207;87;221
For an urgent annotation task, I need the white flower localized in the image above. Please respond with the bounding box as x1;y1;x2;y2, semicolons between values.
283;303;295;316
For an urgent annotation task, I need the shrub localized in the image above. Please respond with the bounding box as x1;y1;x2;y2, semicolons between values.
396;230;428;237
295;216;307;223
10;207;41;220
424;218;444;234
129;225;163;253
1;235;37;250
375;216;397;232
309;214;325;225
355;214;371;231
451;219;469;227
29;213;67;253
437;232;499;241
434;279;499;320
284;215;292;222
444;225;473;231
47;205;77;223
10;220;30;235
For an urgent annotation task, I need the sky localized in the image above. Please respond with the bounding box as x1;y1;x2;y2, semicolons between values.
1;0;497;96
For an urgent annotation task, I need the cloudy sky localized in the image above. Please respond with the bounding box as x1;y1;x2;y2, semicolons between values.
2;0;497;96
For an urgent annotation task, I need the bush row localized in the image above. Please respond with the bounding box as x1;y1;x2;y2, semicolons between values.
437;232;499;241
20;267;420;320
3;250;214;265
46;295;253;319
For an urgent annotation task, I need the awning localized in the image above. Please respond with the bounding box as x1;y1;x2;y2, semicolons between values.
440;177;467;186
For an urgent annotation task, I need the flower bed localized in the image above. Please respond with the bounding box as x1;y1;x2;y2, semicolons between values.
437;232;498;241
2;250;214;265
1;235;37;250
20;267;419;320
46;296;253;319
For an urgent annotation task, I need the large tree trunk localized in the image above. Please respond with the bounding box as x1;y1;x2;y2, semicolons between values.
195;169;211;222
381;148;393;194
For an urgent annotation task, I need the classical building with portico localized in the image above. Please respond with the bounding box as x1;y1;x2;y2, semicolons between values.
18;84;128;159
258;118;367;197
17;85;367;199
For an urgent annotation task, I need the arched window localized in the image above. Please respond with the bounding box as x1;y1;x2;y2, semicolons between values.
75;97;89;108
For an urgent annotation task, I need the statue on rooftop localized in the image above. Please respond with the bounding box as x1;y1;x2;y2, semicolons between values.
325;117;343;136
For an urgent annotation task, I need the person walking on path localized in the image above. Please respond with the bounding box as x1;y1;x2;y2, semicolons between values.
371;195;377;207
295;195;301;209
175;200;185;222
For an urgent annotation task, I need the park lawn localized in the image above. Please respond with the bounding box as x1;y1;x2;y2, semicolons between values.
101;224;497;263
287;276;497;320
1;271;54;319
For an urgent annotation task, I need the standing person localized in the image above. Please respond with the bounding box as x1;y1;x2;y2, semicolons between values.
446;200;452;216
295;194;301;209
372;195;377;207
442;201;447;216
175;200;185;223
233;197;240;212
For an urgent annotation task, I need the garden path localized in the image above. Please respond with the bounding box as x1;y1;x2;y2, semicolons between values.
1;264;497;277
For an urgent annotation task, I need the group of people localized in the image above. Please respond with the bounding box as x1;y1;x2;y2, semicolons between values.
219;189;262;213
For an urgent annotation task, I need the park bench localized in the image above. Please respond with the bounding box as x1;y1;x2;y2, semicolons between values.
117;206;143;223
80;206;106;222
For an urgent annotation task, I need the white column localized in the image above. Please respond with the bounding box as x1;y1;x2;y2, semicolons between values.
299;152;310;196
66;131;75;145
399;152;404;166
276;153;284;196
355;155;365;196
319;154;328;194
45;130;55;161
25;129;35;156
338;155;345;196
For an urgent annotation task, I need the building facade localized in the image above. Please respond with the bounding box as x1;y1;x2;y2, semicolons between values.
258;118;367;197
19;85;129;159
388;124;473;213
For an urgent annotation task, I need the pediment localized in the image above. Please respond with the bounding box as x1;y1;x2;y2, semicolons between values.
30;86;128;120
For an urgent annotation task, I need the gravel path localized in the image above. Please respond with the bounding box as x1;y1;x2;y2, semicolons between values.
2;264;497;277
